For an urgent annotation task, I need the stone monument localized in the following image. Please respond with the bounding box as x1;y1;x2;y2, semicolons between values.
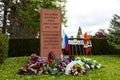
40;8;62;59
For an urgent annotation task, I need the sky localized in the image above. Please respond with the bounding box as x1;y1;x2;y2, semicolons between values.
62;0;120;37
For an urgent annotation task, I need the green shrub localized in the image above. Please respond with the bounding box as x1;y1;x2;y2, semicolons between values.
0;33;9;63
91;39;109;55
91;39;120;55
8;39;40;57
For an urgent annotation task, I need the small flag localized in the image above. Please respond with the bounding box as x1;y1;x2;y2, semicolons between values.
65;34;69;52
62;32;69;52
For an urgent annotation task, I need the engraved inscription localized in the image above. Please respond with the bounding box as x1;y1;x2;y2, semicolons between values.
40;9;62;59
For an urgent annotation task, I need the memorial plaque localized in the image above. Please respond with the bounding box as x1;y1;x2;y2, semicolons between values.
40;9;62;59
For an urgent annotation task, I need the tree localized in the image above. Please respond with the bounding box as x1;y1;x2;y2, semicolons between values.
107;14;120;49
8;0;40;38
0;0;67;38
0;0;11;34
76;26;82;39
93;29;107;38
70;35;74;39
0;13;2;32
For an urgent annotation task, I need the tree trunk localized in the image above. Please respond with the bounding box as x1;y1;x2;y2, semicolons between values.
2;1;8;34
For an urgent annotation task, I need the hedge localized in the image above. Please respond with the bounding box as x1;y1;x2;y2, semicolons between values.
8;39;40;57
8;38;120;57
0;33;9;63
91;39;119;55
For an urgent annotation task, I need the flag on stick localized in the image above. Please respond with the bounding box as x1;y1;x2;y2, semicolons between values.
62;31;69;52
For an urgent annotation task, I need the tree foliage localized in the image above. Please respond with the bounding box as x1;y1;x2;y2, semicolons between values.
76;26;82;39
0;0;67;38
107;14;120;49
8;0;40;38
93;29;107;38
70;35;74;39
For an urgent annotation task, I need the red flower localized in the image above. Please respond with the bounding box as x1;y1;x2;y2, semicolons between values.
31;70;35;74
19;69;25;74
48;59;53;65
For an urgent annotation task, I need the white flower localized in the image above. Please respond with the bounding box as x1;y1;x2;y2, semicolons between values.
74;71;78;75
38;68;43;74
75;57;81;60
96;64;102;69
85;58;91;61
65;60;84;75
29;67;37;74
85;64;90;69
93;60;96;63
91;65;94;69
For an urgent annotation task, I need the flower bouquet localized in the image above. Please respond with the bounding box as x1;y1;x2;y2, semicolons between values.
75;57;102;71
65;60;86;76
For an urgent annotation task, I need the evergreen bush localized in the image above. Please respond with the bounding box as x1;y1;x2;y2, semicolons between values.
0;33;9;63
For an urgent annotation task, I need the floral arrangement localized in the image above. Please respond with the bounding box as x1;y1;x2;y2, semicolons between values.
19;52;102;76
19;52;73;75
65;60;85;76
75;57;102;70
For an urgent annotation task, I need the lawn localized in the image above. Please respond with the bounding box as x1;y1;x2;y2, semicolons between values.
0;55;120;80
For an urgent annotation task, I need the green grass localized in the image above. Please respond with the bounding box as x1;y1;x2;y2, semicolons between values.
0;55;120;80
